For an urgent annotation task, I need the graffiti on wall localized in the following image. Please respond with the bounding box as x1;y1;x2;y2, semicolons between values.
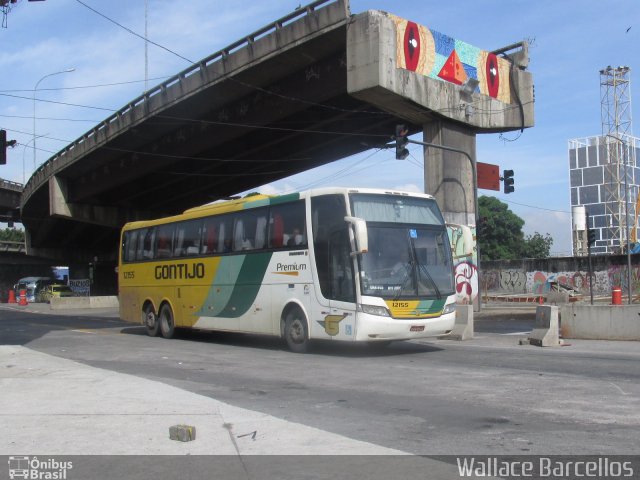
447;224;477;304
392;15;513;104
484;267;640;297
607;265;640;294
481;269;526;293
500;270;527;292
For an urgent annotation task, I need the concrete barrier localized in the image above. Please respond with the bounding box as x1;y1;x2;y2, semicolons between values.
560;304;640;340
528;305;561;347
446;305;474;341
50;296;119;310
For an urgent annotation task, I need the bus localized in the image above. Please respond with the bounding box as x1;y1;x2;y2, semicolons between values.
118;187;471;352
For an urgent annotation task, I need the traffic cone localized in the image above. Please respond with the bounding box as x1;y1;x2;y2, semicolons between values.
7;289;16;304
18;289;28;306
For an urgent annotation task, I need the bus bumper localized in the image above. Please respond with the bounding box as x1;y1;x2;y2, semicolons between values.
354;311;456;341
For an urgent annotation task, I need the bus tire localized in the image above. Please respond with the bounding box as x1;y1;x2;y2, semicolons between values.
284;307;310;353
143;304;159;337
159;304;175;339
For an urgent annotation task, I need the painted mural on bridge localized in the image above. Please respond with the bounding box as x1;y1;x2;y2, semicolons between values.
391;15;512;104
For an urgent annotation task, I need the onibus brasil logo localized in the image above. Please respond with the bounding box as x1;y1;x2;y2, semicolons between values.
8;456;73;479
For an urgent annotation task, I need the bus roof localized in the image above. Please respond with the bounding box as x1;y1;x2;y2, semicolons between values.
122;187;436;230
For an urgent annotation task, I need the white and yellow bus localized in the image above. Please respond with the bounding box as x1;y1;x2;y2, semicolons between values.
118;187;468;352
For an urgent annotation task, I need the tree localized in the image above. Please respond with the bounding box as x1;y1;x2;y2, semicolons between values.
477;196;555;260
477;196;524;260
0;227;24;242
522;232;553;258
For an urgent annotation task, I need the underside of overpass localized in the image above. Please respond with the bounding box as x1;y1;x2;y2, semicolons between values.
0;179;21;225
20;0;534;285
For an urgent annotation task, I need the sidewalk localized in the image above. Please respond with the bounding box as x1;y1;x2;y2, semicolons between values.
0;344;405;456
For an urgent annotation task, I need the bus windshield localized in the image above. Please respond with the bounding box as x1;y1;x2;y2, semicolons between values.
350;193;444;225
359;226;454;299
350;193;453;299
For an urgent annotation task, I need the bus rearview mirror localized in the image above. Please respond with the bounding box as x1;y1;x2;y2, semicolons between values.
344;216;368;255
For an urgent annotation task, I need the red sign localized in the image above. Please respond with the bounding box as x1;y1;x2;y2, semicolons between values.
477;162;500;191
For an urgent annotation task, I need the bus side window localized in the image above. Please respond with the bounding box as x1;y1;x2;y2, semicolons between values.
233;210;266;251
270;213;284;247
156;224;175;259
124;230;138;262
269;201;306;249
311;195;347;300
202;219;217;254
178;220;203;256
142;228;156;259
219;221;230;253
255;215;267;249
329;229;355;302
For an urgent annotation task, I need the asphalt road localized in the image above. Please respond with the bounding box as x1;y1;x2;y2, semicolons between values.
2;305;639;457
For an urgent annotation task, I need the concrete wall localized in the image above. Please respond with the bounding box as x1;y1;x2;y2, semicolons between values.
560;304;640;340
482;255;640;298
50;296;119;310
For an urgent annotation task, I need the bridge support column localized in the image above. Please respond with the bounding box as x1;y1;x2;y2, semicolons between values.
423;121;477;226
423;121;479;309
69;261;117;297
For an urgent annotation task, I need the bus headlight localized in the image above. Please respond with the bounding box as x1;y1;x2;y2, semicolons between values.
442;303;456;315
358;304;391;317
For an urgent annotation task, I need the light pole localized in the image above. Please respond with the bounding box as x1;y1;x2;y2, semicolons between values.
22;133;48;184
33;68;75;171
606;133;633;304
402;135;481;311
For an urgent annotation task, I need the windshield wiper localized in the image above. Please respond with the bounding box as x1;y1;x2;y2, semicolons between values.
393;261;414;300
417;263;442;299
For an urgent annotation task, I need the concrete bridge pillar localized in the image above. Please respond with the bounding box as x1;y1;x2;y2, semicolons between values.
423;121;477;227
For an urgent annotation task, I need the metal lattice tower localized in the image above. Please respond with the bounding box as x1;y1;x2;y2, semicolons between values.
600;66;633;254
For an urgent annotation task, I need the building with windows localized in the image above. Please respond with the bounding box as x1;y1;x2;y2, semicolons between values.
569;134;640;255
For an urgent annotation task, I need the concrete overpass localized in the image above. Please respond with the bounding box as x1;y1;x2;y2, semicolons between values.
21;0;533;272
0;179;21;225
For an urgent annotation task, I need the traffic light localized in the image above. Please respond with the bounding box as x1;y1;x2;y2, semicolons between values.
0;129;16;165
0;130;6;165
502;169;514;194
587;227;596;246
395;124;409;160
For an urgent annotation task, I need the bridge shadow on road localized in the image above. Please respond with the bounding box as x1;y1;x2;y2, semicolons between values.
0;305;127;346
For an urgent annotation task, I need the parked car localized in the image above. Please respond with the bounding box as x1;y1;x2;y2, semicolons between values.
36;284;75;303
14;277;52;302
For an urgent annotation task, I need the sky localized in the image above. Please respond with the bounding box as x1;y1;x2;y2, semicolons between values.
0;0;638;255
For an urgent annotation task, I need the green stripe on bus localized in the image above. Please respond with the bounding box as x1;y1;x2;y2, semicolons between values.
269;193;300;205
417;299;446;314
243;198;271;209
200;253;273;318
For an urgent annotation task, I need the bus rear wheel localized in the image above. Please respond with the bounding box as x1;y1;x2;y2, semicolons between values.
143;305;159;337
159;304;175;339
284;307;310;353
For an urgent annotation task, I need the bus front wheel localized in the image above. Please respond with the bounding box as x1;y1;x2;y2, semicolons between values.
159;304;175;339
143;304;159;337
284;307;310;353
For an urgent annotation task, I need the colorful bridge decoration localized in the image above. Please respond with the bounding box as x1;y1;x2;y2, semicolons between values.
392;15;512;104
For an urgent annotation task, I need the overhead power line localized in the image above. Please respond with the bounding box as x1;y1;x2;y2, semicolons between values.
73;0;193;64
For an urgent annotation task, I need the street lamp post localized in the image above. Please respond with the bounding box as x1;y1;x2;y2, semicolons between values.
404;136;481;311
22;133;48;184
33;68;75;171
